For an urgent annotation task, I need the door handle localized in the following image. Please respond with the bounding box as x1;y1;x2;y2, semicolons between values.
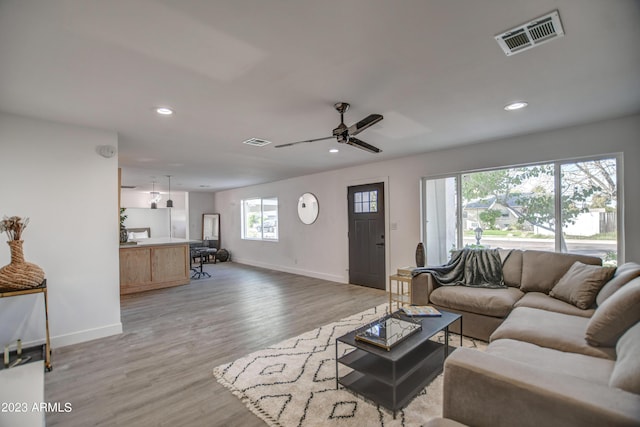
376;242;385;246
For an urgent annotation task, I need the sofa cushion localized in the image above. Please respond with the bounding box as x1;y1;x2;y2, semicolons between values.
490;307;615;359
487;338;613;385
430;286;524;318
596;262;640;306
586;277;640;347
610;322;640;394
443;348;640;427
500;249;522;288
520;250;602;294
549;262;615;309
514;292;594;318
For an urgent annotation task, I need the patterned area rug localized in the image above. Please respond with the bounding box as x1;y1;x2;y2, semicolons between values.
213;304;486;426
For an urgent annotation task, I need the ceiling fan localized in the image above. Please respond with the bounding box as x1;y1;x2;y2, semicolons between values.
275;102;383;153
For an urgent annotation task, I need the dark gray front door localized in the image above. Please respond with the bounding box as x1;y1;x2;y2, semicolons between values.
348;182;385;289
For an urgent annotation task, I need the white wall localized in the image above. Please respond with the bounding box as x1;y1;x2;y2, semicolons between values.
171;208;187;239
121;189;187;238
123;208;171;238
214;114;640;285
188;192;216;241
0;112;122;348
120;188;187;210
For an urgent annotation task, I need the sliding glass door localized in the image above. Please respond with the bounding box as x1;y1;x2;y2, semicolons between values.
422;155;621;265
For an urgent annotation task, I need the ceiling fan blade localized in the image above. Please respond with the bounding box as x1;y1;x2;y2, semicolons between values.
346;137;382;154
347;114;383;136
274;136;333;148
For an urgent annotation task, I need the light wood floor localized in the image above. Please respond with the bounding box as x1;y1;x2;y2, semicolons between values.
45;262;387;426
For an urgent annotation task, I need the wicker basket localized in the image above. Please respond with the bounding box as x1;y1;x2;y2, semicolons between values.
0;240;45;290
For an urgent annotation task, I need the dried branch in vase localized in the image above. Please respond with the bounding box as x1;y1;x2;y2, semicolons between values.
0;216;30;241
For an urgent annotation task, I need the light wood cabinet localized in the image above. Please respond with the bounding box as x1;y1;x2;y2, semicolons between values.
120;243;190;295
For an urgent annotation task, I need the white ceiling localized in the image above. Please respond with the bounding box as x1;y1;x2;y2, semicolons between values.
1;0;639;193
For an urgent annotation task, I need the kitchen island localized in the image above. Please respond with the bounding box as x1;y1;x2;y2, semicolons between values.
119;238;195;295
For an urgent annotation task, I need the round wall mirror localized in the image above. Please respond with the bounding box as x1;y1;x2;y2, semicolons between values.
297;193;319;224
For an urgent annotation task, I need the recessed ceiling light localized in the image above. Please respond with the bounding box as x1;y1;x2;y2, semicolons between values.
504;101;528;111
155;107;174;115
329;148;339;153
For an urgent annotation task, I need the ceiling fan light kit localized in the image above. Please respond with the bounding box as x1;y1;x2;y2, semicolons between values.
275;102;383;153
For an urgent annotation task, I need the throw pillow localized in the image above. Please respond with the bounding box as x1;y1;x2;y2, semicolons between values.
609;322;640;394
519;251;601;293
585;277;640;347
596;262;640;306
549;262;615;309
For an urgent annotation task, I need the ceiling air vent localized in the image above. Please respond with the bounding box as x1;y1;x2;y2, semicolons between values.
495;10;564;56
242;137;272;147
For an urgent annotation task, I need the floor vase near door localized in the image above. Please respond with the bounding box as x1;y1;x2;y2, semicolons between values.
415;242;426;268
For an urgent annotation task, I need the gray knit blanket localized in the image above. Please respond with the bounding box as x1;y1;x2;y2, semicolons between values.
412;248;507;288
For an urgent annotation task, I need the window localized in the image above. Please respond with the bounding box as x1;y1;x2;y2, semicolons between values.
560;159;617;262
424;176;458;265
354;190;378;213
241;197;278;241
422;156;620;266
461;164;556;252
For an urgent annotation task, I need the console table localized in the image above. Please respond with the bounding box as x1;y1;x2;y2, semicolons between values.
0;280;52;371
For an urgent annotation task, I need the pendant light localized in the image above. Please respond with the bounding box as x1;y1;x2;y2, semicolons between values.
150;181;158;209
166;175;174;208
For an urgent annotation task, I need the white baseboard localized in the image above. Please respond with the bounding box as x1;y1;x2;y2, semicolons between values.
52;323;123;348
14;323;123;350
231;258;347;283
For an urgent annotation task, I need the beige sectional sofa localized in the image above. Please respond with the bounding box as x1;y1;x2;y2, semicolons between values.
411;249;605;341
435;258;640;426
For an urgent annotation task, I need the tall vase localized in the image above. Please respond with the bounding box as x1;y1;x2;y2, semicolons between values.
0;240;45;290
120;226;129;244
415;242;425;268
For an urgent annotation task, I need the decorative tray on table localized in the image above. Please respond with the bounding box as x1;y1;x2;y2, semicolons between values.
354;313;422;351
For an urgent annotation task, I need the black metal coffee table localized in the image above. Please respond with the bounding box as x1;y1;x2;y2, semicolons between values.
335;309;462;416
